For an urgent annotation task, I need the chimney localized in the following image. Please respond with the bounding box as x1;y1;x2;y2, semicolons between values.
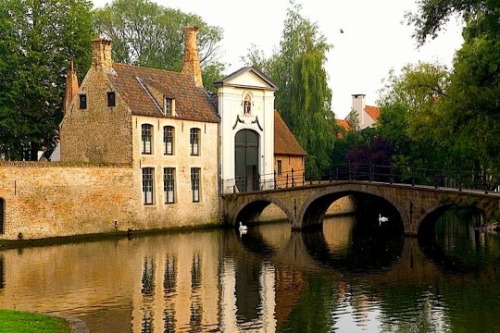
91;37;113;71
181;26;203;87
351;94;366;126
64;61;79;115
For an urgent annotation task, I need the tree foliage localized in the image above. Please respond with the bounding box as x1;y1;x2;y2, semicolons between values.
377;62;457;170
93;0;225;91
407;0;500;180
0;0;94;160
245;0;336;179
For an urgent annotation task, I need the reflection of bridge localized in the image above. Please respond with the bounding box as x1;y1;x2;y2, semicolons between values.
223;180;500;236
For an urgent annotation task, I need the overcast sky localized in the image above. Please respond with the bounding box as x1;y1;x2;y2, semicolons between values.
91;0;464;118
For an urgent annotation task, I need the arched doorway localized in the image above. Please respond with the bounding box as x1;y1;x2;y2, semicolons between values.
235;130;259;192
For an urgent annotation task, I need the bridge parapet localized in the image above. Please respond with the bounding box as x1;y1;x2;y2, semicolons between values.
223;181;500;236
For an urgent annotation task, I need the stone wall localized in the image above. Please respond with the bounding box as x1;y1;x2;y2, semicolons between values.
60;68;133;164
0;161;222;241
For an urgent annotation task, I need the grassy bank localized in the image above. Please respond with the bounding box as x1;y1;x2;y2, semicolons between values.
0;309;70;333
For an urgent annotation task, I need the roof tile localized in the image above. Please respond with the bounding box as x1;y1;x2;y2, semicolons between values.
108;63;218;123
274;111;307;156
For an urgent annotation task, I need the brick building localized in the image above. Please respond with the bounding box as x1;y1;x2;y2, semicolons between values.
0;26;306;240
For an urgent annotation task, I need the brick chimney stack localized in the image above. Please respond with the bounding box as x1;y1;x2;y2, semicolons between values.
91;38;113;71
181;26;203;87
64;61;79;115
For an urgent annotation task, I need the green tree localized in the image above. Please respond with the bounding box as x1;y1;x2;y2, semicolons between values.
407;0;500;181
377;62;453;172
271;0;335;179
241;43;272;73
0;0;94;160
93;0;225;92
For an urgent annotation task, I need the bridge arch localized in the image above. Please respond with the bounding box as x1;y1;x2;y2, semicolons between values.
298;188;404;231
418;204;486;238
232;196;292;227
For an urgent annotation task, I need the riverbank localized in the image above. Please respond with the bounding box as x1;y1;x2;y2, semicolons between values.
0;309;88;332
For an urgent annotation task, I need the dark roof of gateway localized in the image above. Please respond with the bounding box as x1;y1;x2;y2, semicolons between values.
107;63;218;123
274;111;307;156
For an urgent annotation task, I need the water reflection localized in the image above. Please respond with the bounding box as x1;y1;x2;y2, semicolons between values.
304;216;404;273
0;211;498;332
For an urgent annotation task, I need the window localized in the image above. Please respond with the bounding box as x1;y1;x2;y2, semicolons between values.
191;168;200;202
164;97;173;115
277;160;282;176
163;168;175;204
141;124;153;154
142;168;154;205
107;91;116;107
79;94;87;109
190;128;200;156
163;126;174;155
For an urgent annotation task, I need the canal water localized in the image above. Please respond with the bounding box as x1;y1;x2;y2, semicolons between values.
0;210;499;333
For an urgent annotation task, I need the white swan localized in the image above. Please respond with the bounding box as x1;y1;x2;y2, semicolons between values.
239;222;248;233
378;214;389;226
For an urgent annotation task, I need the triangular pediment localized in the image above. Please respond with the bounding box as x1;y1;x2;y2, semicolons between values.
214;66;278;91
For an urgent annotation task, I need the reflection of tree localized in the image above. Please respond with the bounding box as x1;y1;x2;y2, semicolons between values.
277;275;336;332
423;209;500;332
380;298;445;333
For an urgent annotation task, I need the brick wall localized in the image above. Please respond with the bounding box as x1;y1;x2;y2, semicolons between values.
0;161;221;241
130;116;221;229
274;154;305;188
60;68;133;164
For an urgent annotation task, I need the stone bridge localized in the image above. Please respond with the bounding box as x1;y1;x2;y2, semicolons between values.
222;181;500;236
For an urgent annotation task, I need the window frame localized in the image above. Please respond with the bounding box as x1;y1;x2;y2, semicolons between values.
142;167;154;205
164;97;173;116
141;124;153;155
163;167;175;204
190;128;200;156
191;167;201;202
163;126;175;155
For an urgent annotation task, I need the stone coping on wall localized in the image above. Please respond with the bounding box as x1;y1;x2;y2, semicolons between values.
0;161;132;168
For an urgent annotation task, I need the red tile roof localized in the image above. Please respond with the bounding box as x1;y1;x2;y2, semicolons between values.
365;105;381;122
274;111;307;156
336;119;352;131
108;63;218;123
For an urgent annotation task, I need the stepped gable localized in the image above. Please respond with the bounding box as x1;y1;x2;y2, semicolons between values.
108;63;218;123
274;111;307;156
